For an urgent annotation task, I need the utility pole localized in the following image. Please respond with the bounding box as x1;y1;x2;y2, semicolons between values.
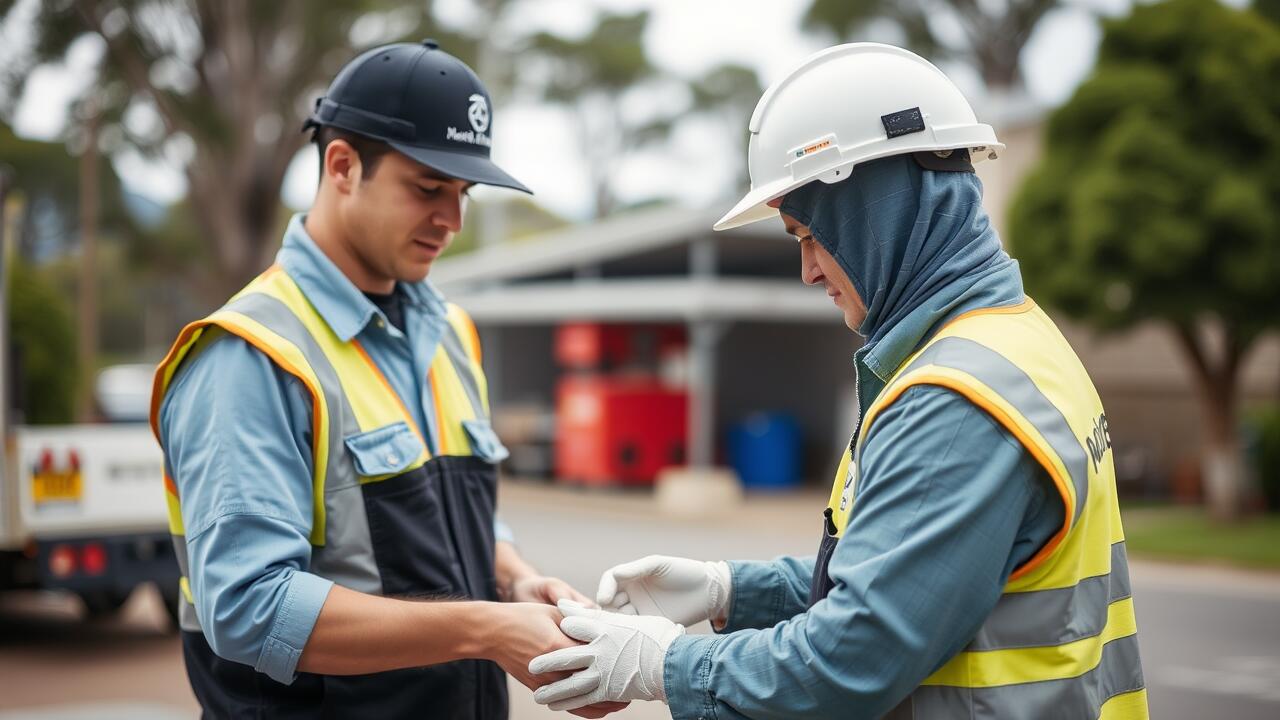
77;100;100;422
0;164;14;437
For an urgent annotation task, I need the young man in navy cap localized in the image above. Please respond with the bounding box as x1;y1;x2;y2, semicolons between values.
152;41;623;719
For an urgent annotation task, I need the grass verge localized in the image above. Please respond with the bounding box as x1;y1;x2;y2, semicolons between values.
1121;505;1280;570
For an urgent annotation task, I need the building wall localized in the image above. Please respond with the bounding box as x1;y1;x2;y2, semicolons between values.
480;321;862;486
715;321;862;485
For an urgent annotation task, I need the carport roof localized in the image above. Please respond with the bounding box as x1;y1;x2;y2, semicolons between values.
431;204;839;325
447;278;837;324
430;204;782;291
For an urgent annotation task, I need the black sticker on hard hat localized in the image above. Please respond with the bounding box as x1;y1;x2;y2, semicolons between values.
882;108;925;139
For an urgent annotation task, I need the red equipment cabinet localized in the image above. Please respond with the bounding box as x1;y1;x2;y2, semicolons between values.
554;374;687;486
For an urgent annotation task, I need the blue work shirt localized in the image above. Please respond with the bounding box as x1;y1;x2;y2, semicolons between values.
158;214;514;684
662;262;1066;719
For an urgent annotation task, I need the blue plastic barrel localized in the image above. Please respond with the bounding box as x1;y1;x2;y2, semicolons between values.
728;413;801;490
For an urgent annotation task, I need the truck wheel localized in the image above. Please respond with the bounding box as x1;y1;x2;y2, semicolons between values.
79;589;131;618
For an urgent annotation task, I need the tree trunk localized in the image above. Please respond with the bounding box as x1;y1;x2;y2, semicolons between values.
185;135;301;303
1200;385;1247;522
77;104;100;422
1172;322;1250;521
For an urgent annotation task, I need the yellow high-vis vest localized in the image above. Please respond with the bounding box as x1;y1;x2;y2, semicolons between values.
151;264;498;631
822;299;1148;719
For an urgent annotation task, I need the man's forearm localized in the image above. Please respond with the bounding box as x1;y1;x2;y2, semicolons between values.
297;584;501;675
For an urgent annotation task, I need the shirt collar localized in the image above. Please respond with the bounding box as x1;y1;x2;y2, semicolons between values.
276;213;448;342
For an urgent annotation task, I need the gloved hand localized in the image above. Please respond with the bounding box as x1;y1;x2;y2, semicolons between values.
528;600;685;711
596;555;732;627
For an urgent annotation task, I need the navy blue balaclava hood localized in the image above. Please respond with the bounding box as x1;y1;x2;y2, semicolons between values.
780;153;1010;346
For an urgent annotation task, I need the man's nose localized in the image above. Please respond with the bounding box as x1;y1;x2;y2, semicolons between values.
432;191;466;232
800;241;822;286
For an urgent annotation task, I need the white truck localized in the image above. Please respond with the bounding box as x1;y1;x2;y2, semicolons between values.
2;421;179;621
1;181;179;624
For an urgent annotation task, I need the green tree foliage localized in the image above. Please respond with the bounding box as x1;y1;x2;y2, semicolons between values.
0;0;453;300
519;11;669;219
1009;0;1280;519
689;63;763;188
7;255;77;424
518;10;761;219
0;121;133;259
804;0;1059;89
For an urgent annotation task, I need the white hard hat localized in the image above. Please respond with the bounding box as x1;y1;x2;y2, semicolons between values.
713;43;1003;232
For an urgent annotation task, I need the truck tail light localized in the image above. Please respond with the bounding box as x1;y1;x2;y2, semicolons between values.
80;543;108;576
49;544;77;578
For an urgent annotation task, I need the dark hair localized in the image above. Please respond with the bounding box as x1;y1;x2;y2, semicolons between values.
314;126;393;182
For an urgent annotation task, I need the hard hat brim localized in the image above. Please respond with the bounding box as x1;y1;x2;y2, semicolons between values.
712;177;807;232
389;141;532;194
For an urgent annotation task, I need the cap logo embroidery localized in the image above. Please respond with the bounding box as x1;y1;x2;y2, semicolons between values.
468;93;490;133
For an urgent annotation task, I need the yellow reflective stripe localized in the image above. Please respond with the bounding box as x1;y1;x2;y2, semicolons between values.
207;310;331;546
254;271;429;450
164;477;184;535
922;596;1139;688
826;447;853;532
446;304;490;412
1099;688;1149;720
867;366;1077;581
429;351;477;455
179;576;194;604
1008;489;1119;593
448;303;483;363
149;325;208;442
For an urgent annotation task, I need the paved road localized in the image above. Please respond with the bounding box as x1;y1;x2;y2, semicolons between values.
1;482;1278;719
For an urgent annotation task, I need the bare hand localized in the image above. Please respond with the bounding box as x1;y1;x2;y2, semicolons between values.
490;602;577;691
512;574;594;607
487;603;630;717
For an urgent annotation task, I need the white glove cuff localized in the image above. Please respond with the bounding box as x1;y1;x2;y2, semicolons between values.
707;560;733;625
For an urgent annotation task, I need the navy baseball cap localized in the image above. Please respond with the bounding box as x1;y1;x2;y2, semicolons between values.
304;40;531;193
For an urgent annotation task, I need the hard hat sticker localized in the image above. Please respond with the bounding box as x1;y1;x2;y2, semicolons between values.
795;139;833;158
881;107;925;139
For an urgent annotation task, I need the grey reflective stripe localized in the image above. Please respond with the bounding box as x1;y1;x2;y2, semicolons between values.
969;541;1132;651
217;292;383;594
440;320;487;421
170;533;190;578
223;292;356;491
910;632;1145;720
168;534;204;632
900;336;1090;523
312;483;383;594
179;596;202;633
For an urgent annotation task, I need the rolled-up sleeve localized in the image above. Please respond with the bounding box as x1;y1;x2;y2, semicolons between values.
663;385;1063;719
719;555;815;633
160;334;334;684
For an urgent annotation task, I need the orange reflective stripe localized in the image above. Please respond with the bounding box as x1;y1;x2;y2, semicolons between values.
150;323;204;442
941;297;1035;328
164;473;180;498
350;339;428;448
428;369;449;455
151;264;289;441
861;372;1073;581
457;309;483;363
155;314;329;536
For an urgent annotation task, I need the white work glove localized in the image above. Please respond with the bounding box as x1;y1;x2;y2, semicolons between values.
529;599;684;711
596;555;732;627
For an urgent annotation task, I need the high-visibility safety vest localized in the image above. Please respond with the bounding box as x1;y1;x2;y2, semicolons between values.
809;299;1148;720
151;265;510;719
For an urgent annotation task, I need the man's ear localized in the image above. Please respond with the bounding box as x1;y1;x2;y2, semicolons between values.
323;139;362;194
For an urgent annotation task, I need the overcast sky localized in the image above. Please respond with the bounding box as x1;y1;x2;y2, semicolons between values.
5;0;1193;221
